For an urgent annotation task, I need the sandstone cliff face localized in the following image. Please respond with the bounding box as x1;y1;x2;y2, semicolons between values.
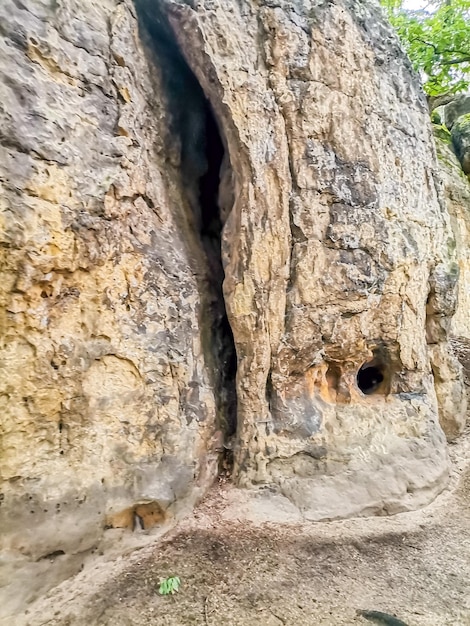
166;0;465;515
0;0;229;562
0;0;466;578
433;120;470;436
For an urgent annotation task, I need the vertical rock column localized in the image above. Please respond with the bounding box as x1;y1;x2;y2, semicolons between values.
164;0;293;478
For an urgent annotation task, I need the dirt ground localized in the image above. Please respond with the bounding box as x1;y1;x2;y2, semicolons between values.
10;419;470;626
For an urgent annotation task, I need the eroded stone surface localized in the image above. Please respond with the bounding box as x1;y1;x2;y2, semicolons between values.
432;123;470;439
0;0;225;564
434;125;470;340
444;94;470;130
452;113;470;175
0;0;467;609
165;0;464;516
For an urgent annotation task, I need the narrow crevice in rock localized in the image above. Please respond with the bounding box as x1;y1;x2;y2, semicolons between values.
198;99;238;438
134;0;237;439
37;550;66;562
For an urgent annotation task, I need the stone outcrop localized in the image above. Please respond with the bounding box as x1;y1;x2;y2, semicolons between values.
452;114;470;176
438;93;470;177
0;0;467;608
164;0;465;512
433;115;470;442
434;124;470;343
0;0;230;564
443;94;470;130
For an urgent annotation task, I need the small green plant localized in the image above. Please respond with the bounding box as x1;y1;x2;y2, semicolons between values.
158;576;181;596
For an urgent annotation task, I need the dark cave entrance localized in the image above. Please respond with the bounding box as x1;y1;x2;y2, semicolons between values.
135;1;238;439
357;364;384;395
356;357;388;396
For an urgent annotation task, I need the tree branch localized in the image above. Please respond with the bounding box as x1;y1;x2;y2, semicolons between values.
441;56;470;65
409;38;470;63
410;37;439;53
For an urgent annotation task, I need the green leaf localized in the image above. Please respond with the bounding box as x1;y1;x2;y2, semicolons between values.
158;576;181;596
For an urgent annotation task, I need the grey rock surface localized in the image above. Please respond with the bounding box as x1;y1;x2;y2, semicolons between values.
165;0;463;507
452;113;470;175
443;94;470;129
434;124;470;345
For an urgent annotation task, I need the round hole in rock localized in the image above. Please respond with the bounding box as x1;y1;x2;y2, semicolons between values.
357;362;384;395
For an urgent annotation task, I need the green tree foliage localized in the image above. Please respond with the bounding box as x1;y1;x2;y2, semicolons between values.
381;0;470;96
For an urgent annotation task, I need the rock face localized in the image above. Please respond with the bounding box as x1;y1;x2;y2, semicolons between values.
434;125;470;342
452;114;470;176
443;94;470;130
439;94;470;177
0;0;466;593
0;0;230;564
166;0;465;511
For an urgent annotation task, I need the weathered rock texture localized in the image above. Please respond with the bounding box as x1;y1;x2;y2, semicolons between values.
452;113;470;176
0;0;230;564
438;95;470;178
434;124;470;344
164;0;465;514
0;0;467;593
443;93;470;130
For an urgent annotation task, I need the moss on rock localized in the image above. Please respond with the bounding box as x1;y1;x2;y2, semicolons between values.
433;123;452;144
